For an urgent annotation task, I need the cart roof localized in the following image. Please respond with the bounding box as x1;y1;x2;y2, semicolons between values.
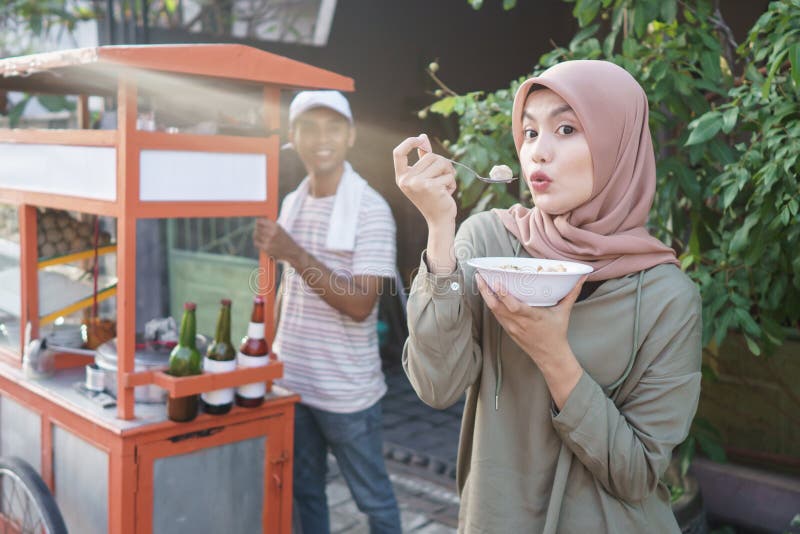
0;44;354;95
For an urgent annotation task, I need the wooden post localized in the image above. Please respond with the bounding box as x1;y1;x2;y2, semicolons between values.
262;86;280;390
116;78;138;421
77;94;91;129
19;205;39;358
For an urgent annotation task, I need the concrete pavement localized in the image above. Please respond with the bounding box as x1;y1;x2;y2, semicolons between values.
325;363;465;533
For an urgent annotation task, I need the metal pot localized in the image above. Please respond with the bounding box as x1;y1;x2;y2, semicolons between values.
93;335;207;404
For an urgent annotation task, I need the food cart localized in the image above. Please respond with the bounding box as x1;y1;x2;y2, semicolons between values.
0;44;353;533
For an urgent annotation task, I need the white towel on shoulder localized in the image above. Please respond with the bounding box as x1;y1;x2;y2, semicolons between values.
277;161;367;252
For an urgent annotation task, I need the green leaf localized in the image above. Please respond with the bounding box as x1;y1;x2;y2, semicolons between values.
760;315;785;345
36;95;75;112
709;139;737;166
698;31;722;53
649;60;668;82
790;43;800;88
700;52;722;82
7;96;31;127
701;363;719;383
734;308;760;337
744;334;761;356
574;0;601;27
603;30;618;58
688;222;701;257
503;0;517;10
729;215;758;255
660;0;677;23
572;23;600;45
468;0;484;9
669;484;685;503
29;15;42;36
686;111;722;146
679;436;695;477
632;5;648;38
762;49;788;99
721;107;738;134
430;96;457;117
673;72;693;96
696;432;727;462
460;178;488;208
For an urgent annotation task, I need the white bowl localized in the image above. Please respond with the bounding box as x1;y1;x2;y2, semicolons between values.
466;257;593;307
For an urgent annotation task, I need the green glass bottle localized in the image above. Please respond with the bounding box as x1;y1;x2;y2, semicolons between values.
201;299;236;415
167;302;202;422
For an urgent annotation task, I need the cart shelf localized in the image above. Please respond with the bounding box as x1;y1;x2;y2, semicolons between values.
38;244;116;268
40;284;117;325
123;358;283;398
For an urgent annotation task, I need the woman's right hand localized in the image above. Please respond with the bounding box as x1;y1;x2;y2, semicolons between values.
393;134;457;228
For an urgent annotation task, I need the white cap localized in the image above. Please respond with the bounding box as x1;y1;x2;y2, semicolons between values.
289;90;353;127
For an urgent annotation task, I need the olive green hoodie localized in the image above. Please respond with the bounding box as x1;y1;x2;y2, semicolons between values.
403;212;702;533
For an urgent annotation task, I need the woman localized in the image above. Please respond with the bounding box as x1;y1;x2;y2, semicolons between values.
393;60;702;533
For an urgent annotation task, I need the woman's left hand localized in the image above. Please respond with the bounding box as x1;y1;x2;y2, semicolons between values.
476;273;588;408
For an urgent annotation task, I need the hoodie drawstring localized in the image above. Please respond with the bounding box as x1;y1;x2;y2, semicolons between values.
495;240;522;410
605;270;645;395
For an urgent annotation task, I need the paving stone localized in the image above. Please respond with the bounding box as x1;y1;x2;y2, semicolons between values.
431;459;449;476
389;448;411;463
410;453;430;468
319;365;465;533
399;508;430;532
403;432;449;451
429;505;460;528
423;411;459;425
398;494;449;515
329;499;368;534
326;479;353;507
410;522;458;534
384;427;412;444
381;411;408;428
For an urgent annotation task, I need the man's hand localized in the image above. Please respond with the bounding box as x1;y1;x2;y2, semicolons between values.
253;218;304;267
252;217;380;322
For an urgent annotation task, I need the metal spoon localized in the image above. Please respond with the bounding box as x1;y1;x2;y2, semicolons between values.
444;157;518;184
418;147;518;184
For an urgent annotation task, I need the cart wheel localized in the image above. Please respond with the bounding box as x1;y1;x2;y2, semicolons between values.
0;456;68;534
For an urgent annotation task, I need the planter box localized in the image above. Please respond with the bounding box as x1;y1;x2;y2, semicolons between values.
697;332;800;469
690;457;800;533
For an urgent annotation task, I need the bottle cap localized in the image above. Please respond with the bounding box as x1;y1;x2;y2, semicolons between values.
221;299;232;306
253;296;265;305
184;302;197;311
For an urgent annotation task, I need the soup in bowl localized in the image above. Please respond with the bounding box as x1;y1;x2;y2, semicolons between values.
466;257;593;307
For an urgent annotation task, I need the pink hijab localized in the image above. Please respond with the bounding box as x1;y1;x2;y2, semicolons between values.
494;60;678;282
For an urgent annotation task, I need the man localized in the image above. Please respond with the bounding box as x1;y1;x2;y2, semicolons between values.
253;91;401;534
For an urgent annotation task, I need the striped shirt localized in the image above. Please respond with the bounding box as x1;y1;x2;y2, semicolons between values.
273;186;396;413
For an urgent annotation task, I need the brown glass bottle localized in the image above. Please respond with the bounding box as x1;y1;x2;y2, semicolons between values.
167;302;202;423
235;296;269;408
201;299;236;415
